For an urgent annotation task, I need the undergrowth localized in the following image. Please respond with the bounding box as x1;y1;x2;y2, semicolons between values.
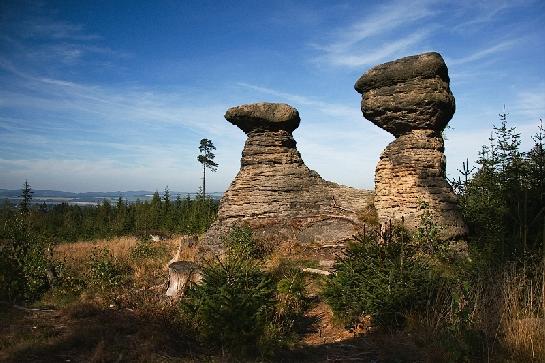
180;226;308;359
323;206;545;361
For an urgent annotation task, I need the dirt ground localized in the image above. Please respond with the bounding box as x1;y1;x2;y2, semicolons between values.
1;300;433;362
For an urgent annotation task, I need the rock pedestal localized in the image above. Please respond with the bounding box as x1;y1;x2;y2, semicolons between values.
354;52;467;240
205;102;372;247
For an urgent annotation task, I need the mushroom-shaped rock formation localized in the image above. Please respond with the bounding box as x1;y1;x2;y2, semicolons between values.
354;52;468;240
205;102;373;248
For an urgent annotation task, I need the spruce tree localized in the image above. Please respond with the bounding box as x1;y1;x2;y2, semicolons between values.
19;180;33;214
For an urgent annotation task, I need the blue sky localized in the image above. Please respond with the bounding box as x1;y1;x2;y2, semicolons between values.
0;0;544;192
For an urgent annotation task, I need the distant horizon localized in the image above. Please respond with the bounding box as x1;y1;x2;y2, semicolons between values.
0;187;225;195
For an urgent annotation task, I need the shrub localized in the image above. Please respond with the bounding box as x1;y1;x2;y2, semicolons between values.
52;259;87;298
224;225;269;260
87;247;130;291
180;227;307;357
323;228;452;327
0;214;52;303
181;258;276;356
273;266;307;339
130;236;167;260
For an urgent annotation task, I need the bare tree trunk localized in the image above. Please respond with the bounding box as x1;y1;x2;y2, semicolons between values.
202;163;206;197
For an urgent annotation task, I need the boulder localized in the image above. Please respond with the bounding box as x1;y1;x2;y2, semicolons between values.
354;52;455;137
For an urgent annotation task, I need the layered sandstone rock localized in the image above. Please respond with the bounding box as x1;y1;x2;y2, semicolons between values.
354;52;468;240
205;102;372;247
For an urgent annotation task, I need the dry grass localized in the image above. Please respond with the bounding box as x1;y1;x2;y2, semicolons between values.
0;235;207;362
54;236;139;261
401;261;545;362
499;263;545;361
53;235;188;262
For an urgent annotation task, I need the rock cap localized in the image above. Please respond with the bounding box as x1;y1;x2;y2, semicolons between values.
354;52;455;137
354;52;449;94
225;102;300;134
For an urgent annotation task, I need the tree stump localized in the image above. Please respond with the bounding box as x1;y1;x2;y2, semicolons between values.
165;261;202;297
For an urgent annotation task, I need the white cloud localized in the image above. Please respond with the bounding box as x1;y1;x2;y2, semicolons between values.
451;0;533;32
513;84;545;120
447;40;519;66
0;61;243;192
322;29;432;68
21;18;100;41
310;0;436;68
321;1;435;53
237;82;364;122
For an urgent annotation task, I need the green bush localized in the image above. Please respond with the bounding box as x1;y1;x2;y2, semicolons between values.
130;236;167;260
273;266;307;338
180;227;307;357
87;247;130;291
51;259;87;299
181;258;276;356
0;214;52;303
224;225;269;260
323;231;445;327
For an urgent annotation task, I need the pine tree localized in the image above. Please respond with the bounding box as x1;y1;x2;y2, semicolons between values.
115;196;127;235
163;186;171;214
527;119;545;252
456;111;545;261
197;139;218;198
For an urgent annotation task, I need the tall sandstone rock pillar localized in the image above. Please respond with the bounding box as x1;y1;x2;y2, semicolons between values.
205;102;372;247
354;52;468;240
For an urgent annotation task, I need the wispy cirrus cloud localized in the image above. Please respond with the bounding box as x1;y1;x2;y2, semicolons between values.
236;82;362;121
447;39;520;66
309;0;536;69
322;28;432;68
316;1;435;53
0;58;231;135
0;54;242;191
20;18;100;41
310;0;437;68
513;84;545;120
451;0;534;32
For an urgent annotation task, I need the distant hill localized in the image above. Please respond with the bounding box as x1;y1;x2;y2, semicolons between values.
0;189;223;205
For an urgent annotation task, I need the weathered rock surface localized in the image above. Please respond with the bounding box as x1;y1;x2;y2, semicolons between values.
355;52;455;137
205;102;373;248
355;52;468;240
